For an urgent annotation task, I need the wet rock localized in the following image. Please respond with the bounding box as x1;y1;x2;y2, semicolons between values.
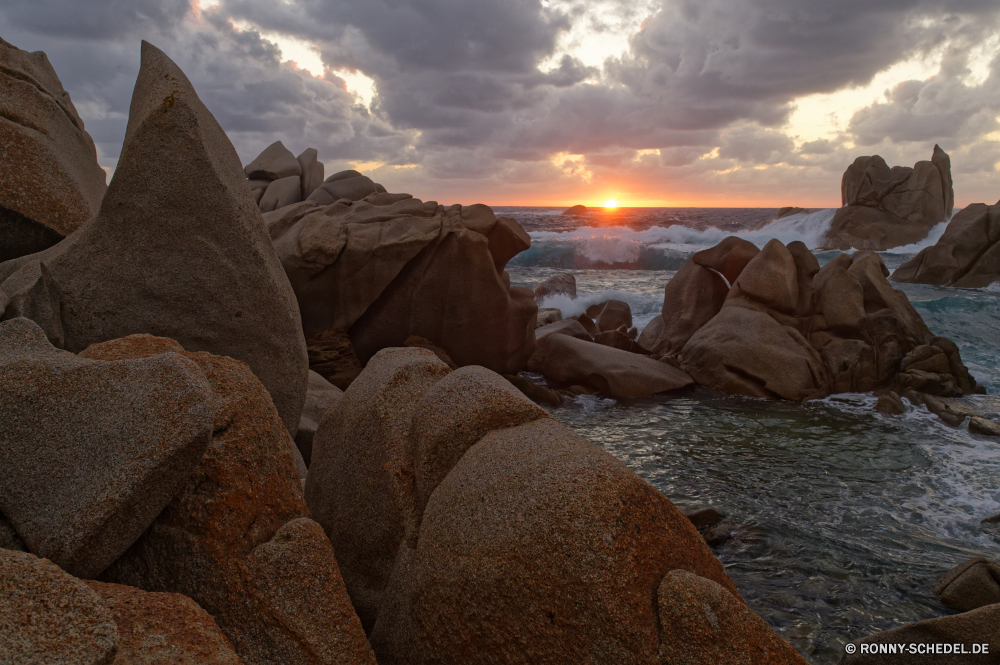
502;373;564;406
369;417;743;663
542;333;694;399
703;522;739;547
932;557;1000;612
892;200;1000;288
573;312;599;337
970;416;1000;437
922;394;967;426
0;319;213;578
0;549;118;665
305;327;364;390
982;513;1000;524
534;273;576;302
684;507;726;529
0;42;309;437
0;37;107;262
88;335;371;665
824;146;953;251
86;581;243;664
294;370;343;466
657;570;809;664
536;307;562;327
875;391;906;415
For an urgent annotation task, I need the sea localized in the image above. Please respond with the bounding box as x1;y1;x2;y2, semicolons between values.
494;206;1000;664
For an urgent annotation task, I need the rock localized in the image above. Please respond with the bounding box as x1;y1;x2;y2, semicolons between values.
593;299;632;333
684;507;726;529
0;41;309;437
305;348;453;631
404;334;458;369
777;207;813;219
486;216;532;274
562;204;588;215
87;335;372;665
0;319;213;578
258;175;302;213
932;557;1000;612
296;148;324;199
970;416;1000;437
594;328;633;351
542;333;695;399
534;273;577;302
86;581;243;664
369;417;744;663
892;200;1000;288
0;513;27;552
657;570;809;664
573;312;599;337
535;307;562;327
305;327;364;390
525;318;592;373
842;604;1000;664
294;370;343;466
307;172;379;204
824;146;953;250
646;258;730;356
692;235;760;285
875;391;906;415
1;549;119;664
922;393;967;426
0;37;107;262
982;512;1000;524
502;373;564;406
244;141;301;181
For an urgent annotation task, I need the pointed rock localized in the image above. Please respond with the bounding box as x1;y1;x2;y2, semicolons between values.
244;141;301;180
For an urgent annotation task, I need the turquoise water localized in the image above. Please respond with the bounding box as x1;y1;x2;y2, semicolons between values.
501;207;1000;664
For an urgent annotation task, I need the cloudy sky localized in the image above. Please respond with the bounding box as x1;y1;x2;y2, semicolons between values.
3;0;1000;207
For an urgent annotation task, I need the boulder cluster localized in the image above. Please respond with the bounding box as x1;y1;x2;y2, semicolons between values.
0;39;812;665
823;145;954;251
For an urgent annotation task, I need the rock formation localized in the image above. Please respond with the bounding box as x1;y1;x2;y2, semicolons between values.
932;557;1000;612
822;145;954;250
0;41;309;436
562;204;588;215
263;193;537;374
891;200;1000;287
0;37;107;262
534;273;576;302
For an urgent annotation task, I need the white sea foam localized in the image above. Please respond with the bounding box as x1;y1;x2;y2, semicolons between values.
538;288;663;331
884;220;950;255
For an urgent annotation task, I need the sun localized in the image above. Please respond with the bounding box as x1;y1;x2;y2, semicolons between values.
604;199;617;208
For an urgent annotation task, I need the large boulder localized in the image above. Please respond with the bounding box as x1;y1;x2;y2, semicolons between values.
525;317;592;372
823;146;954;251
932;557;1000;612
0;318;213;578
0;41;309;436
891;200;1000;287
267;194;537;374
542;333;694;398
86;335;374;665
86;581;243;664
0;37;107;262
294;370;344;466
307;171;382;205
0;549;118;665
534;273;577;302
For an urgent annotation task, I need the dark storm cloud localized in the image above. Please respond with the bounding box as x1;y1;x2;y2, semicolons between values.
1;0;192;40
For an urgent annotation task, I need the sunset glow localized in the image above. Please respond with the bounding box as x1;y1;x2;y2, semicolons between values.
604;199;618;209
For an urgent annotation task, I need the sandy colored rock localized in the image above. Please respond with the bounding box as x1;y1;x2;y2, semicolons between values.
87;581;243;664
647;258;729;356
691;235;759;285
369;417;740;664
244;141;301;181
0;319;213;578
526;317;592;372
536;307;562;326
534;273;577;302
87;335;371;665
0;549;118;665
305;348;452;630
542;333;694;399
258;175;302;212
297;148;325;199
0;37;107;262
593;298;633;332
485;215;532;274
932;557;1000;612
730;239;799;314
307;173;379;204
294;370;343;466
656;570;808;664
0;41;309;437
970;417;1000;436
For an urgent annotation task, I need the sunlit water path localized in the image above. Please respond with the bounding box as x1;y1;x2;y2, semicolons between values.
498;206;1000;664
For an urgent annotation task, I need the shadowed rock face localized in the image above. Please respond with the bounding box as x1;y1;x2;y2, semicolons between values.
823;145;954;251
0;41;309;436
892;200;1000;288
0;37;107;262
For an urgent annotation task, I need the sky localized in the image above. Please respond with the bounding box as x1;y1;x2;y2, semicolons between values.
3;0;1000;207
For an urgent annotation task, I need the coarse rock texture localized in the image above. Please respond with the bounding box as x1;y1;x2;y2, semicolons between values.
244;141;301;181
86;581;243;664
294;370;343;466
369;417;749;664
403;334;459;369
0;318;213;578
592;298;633;333
266;193;537;374
535;307;562;327
932;557;1000;612
305;348;454;631
534;273;577;302
823;146;954;251
674;238;975;401
525;318;593;372
891;200;1000;287
0;37;107;262
307;171;384;206
0;41;309;437
0;549;118;665
841;604;1000;664
297;148;324;200
656;570;809;664
304;326;364;390
542;333;695;399
85;335;373;665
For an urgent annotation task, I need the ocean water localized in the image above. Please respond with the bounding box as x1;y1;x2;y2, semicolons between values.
496;206;1000;664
